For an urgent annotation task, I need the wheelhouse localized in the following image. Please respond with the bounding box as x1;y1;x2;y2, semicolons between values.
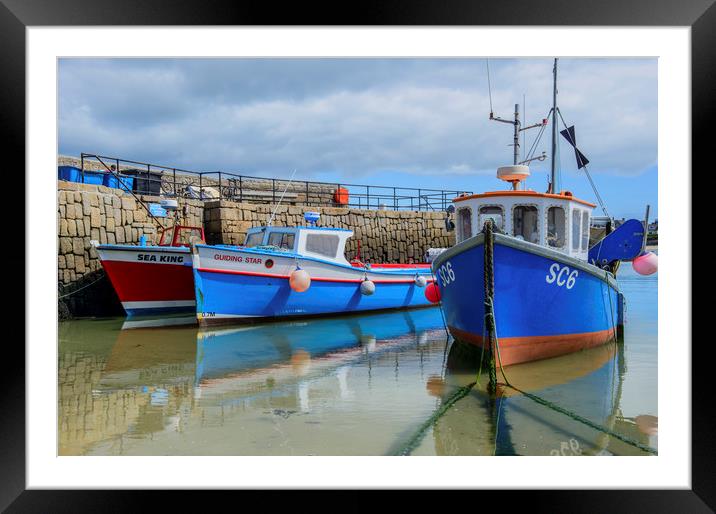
453;190;595;261
242;225;354;265
157;225;205;247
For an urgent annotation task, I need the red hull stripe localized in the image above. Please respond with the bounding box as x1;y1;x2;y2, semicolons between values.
448;326;615;367
196;267;434;284
101;260;195;303
350;263;432;269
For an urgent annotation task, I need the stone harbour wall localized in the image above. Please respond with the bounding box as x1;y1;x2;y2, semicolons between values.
203;200;455;264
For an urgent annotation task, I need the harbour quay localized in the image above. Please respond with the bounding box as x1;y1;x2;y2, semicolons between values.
57;160;457;319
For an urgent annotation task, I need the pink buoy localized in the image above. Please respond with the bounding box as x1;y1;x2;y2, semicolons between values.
632;251;658;275
425;282;441;303
289;267;311;292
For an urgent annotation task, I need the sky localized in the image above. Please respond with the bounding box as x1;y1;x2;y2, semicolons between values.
58;58;657;220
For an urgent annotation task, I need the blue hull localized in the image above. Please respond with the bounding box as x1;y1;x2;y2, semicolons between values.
193;269;433;325
432;233;620;365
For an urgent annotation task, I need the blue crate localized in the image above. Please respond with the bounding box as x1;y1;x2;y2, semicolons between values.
58;166;80;182
103;173;134;192
58;166;104;185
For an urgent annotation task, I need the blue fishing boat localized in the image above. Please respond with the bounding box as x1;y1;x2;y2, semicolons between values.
432;59;655;366
191;212;434;326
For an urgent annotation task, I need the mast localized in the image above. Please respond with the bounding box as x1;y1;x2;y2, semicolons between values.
550;58;558;194
488;59;547;185
513;103;520;165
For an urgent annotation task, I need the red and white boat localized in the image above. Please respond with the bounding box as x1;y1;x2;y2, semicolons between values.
96;225;204;317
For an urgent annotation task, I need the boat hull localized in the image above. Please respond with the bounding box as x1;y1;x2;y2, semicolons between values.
432;233;620;366
97;245;195;317
192;245;434;326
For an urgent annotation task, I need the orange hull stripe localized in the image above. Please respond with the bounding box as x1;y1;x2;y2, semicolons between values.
448;326;615;366
453;190;597;208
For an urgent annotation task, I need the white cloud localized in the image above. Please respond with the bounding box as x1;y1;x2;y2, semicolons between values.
58;58;657;181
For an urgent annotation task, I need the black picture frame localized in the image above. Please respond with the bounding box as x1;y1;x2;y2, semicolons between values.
5;0;706;510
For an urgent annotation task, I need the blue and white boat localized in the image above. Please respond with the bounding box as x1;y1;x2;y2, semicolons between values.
432;59;652;366
191;213;434;326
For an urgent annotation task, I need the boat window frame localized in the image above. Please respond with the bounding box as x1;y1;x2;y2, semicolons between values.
571;208;581;251
244;230;265;248
456;206;473;243
546;204;567;250
511;203;540;244
581;210;590;251
266;230;296;251
305;232;341;259
477;204;505;233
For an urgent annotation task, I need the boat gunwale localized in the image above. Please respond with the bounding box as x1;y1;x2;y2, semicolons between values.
97;244;193;253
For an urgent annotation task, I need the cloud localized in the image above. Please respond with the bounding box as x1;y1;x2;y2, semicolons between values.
58;58;657;181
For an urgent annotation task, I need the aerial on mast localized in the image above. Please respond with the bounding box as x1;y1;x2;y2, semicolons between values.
550;58;559;194
486;58;548;188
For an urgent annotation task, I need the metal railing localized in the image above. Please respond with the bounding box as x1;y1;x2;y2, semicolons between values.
77;153;471;212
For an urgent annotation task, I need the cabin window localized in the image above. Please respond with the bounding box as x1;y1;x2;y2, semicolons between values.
175;227;203;246
457;208;472;242
244;232;264;248
305;233;340;258
267;231;295;250
478;206;504;232
513;206;539;244
547;206;566;248
571;210;581;250
581;211;590;250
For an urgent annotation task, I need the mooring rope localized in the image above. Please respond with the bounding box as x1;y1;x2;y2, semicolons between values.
58;273;106;299
605;270;618;342
482;219;657;456
431;269;451;340
393;380;477;456
483;220;498;395
487;295;657;455
392;220;656;456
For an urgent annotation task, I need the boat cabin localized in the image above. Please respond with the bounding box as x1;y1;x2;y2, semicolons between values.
453;166;595;261
242;224;353;266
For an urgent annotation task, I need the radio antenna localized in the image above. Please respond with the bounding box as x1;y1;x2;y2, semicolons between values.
267;168;298;226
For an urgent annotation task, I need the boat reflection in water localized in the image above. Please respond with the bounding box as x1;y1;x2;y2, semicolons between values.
194;307;441;401
59;307;448;455
427;339;656;456
59;306;654;455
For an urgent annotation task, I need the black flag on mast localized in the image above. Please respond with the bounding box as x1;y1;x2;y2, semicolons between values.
560;125;589;169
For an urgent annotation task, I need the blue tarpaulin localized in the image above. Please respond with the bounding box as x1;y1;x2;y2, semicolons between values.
58;165;135;191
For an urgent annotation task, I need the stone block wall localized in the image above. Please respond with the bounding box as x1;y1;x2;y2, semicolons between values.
203;200;455;264
57;180;204;317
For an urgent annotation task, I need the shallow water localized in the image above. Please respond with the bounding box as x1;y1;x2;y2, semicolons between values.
58;264;656;456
